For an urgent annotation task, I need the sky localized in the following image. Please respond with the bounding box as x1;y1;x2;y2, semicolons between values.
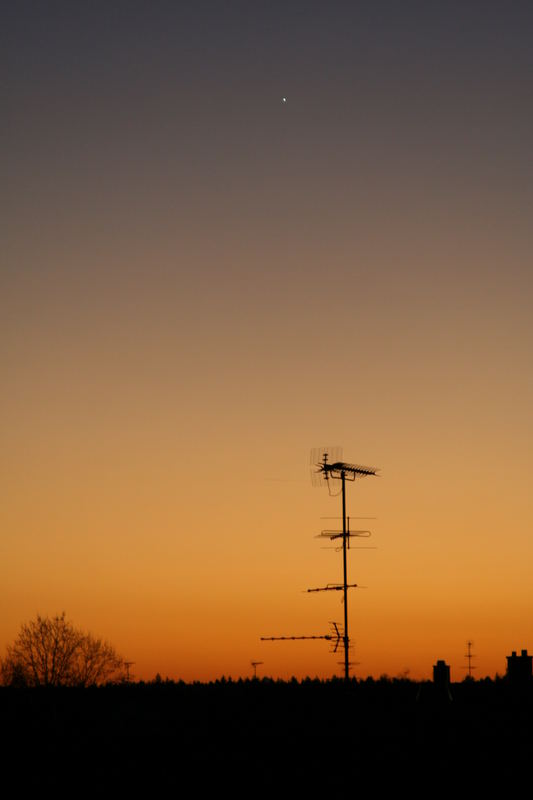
2;1;532;682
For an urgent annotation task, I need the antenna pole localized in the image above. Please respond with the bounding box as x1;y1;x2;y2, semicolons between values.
251;661;264;679
264;448;378;679
464;640;476;679
342;470;349;682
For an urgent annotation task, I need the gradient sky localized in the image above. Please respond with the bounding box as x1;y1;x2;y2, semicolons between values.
2;1;532;682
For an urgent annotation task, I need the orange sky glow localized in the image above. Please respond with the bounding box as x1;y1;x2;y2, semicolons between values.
2;3;532;682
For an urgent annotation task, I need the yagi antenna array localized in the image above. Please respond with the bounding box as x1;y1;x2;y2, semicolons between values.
310;446;343;488
306;583;359;593
311;447;379;486
261;447;379;681
310;446;379;680
261;623;343;654
317;517;372;551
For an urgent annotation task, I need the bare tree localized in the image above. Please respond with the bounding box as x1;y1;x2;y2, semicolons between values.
0;613;126;687
71;631;124;686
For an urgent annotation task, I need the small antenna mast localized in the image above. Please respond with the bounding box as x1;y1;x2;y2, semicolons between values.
463;640;476;679
251;661;264;679
260;449;378;681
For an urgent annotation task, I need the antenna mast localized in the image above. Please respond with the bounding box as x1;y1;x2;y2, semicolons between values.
463;640;476;679
260;448;378;681
310;448;378;681
251;661;264;679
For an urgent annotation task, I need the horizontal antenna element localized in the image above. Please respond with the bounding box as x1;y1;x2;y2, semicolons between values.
261;622;342;652
261;635;334;641
307;583;359;593
320;460;379;481
317;530;371;540
311;449;379;491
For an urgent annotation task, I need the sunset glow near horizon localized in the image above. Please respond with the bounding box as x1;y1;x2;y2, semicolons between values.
2;2;532;683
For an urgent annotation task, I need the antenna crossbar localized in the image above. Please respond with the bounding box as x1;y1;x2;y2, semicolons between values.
306;583;359;593
327;461;378;476
261;635;334;641
463;640;477;678
317;530;371;540
261;622;342;646
318;459;378;482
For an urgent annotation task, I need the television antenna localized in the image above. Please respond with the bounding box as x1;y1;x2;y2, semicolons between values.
251;661;264;679
310;447;379;681
261;622;343;654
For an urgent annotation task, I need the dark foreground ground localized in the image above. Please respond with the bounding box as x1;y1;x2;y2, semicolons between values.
1;677;532;791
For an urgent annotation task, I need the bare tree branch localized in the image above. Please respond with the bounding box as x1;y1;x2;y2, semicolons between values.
1;613;126;687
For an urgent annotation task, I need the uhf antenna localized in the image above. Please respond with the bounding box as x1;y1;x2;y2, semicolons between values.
310;447;379;681
261;622;343;654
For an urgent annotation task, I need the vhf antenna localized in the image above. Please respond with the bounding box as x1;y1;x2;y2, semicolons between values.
310;447;379;681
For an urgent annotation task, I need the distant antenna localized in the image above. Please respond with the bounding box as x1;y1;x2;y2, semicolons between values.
251;661;264;679
463;640;477;679
310;447;379;681
123;661;135;682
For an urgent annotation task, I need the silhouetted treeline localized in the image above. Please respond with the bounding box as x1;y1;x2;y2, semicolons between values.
1;677;531;790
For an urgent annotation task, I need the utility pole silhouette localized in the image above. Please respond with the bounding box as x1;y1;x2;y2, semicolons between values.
310;448;378;681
